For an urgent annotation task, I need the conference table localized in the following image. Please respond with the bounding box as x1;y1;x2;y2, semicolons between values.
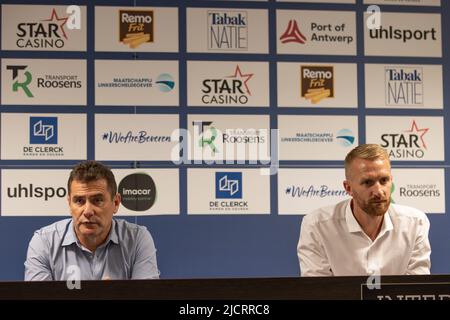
0;274;449;300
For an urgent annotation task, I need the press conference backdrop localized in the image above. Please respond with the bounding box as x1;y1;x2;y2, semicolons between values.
0;0;448;280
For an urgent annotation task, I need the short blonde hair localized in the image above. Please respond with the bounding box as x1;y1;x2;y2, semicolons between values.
345;144;390;178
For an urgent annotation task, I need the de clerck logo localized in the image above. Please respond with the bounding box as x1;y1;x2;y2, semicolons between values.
30;117;57;144
210;172;248;211
24;117;63;157
215;172;242;199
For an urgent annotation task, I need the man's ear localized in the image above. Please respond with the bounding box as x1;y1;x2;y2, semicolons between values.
113;193;121;214
343;180;352;196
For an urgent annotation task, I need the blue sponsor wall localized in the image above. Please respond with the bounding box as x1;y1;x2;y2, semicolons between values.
0;0;448;280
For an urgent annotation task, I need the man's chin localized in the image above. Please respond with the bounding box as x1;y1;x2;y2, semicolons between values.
368;203;389;216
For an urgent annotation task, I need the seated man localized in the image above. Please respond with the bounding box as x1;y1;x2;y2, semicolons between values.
25;160;159;280
297;144;431;276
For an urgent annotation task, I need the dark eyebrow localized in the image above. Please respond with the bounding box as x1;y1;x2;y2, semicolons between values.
71;193;105;199
89;193;104;197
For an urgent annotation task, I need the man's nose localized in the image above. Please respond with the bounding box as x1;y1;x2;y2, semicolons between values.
371;182;385;197
83;201;95;217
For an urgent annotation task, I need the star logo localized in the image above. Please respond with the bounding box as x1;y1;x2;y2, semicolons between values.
42;8;69;40
227;65;254;96
404;120;429;149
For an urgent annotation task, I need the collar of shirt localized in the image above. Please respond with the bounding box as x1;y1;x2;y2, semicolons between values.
61;219;119;248
344;200;393;239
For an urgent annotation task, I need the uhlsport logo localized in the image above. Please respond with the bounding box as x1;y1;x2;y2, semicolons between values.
368;23;437;43
30;117;57;144
215;172;242;199
301;65;334;104
7;65;33;97
207;10;248;51
380;120;429;159
385;67;423;106
15;8;71;49
201;65;253;105
119;10;153;49
6;183;67;201
118;173;156;211
156;73;175;92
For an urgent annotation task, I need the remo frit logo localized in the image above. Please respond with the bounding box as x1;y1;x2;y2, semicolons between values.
118;173;156;211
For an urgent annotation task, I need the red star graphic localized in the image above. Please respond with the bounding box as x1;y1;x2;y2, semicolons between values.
42;8;69;40
404;120;429;150
227;65;254;96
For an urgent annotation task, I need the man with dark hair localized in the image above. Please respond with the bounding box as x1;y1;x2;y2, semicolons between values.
25;160;159;281
298;144;431;276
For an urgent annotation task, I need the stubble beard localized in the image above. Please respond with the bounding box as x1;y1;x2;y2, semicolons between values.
363;199;390;217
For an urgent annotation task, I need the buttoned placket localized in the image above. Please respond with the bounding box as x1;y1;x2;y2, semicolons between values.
364;228;390;275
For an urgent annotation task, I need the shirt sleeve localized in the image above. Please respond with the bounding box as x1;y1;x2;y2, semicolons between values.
24;232;53;281
297;215;333;277
131;227;160;279
406;213;431;275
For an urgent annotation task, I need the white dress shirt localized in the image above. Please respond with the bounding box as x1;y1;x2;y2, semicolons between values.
297;199;431;276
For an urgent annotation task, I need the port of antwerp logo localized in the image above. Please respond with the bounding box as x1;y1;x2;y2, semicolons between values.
7;65;34;97
280;20;307;44
30;117;57;144
215;172;242;199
